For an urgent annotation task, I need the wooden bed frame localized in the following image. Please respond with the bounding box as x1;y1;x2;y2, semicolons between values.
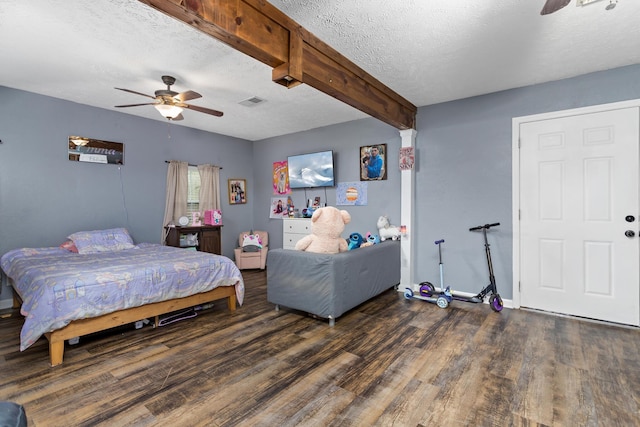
12;282;238;366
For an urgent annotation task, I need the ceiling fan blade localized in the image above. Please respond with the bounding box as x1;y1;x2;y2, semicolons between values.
175;90;202;102
171;113;184;121
114;103;157;108
115;87;156;99
541;0;571;15
181;103;224;117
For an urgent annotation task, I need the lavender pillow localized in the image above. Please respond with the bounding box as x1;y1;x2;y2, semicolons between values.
68;228;135;254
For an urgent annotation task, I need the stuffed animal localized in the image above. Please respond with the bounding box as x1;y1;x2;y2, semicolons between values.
242;233;263;252
347;232;364;250
377;215;401;241
361;232;380;247
295;206;351;253
367;232;381;244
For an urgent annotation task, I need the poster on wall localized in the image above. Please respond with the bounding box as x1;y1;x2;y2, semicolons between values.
399;147;415;171
273;161;290;195
269;197;289;219
336;182;368;206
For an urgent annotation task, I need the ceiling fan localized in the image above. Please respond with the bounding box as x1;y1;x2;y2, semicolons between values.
541;0;617;14
115;75;223;121
540;0;571;14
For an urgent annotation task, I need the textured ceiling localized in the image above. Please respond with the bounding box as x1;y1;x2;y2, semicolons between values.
1;0;639;141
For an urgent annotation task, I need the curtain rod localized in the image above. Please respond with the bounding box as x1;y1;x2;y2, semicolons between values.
165;160;223;169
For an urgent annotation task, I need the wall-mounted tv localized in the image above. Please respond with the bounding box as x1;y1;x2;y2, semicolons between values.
287;150;335;189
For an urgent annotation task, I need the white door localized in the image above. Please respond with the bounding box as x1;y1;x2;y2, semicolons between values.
519;107;639;326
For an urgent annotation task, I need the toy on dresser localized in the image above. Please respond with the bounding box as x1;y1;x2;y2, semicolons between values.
204;209;223;225
377;215;401;241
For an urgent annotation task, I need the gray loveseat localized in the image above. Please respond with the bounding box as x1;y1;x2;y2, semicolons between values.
266;240;401;326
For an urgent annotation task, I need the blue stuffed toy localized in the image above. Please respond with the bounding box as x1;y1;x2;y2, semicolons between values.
361;232;380;247
347;232;364;250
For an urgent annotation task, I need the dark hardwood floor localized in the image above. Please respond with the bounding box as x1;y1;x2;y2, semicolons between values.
1;269;639;426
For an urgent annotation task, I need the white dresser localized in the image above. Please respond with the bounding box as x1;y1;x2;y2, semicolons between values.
282;218;312;249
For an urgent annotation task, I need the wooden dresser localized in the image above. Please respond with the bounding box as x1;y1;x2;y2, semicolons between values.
165;225;222;255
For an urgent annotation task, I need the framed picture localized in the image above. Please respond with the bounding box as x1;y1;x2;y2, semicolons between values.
360;144;387;181
228;179;247;204
68;136;124;165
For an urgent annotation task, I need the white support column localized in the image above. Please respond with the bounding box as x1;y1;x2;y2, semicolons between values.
399;128;417;291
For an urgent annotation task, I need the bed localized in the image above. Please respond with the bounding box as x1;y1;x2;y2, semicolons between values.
0;228;244;366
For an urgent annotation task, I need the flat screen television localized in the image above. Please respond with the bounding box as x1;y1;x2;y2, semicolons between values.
287;150;335;188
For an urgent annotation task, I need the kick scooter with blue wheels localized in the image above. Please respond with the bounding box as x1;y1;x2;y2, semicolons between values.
404;239;453;309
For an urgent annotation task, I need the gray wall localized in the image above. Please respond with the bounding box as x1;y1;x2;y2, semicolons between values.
414;64;640;300
252;119;402;249
0;86;253;303
255;64;640;301
2;63;640;307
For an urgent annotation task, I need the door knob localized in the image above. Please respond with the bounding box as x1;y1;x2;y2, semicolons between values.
625;230;635;238
626;215;636;223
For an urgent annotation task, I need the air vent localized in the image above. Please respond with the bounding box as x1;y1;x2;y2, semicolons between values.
239;96;266;107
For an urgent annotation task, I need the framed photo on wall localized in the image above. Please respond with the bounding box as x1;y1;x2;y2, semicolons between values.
360;144;387;181
228;178;247;204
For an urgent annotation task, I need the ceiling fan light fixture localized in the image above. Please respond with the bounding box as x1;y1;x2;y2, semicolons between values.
115;76;223;119
70;136;89;146
155;104;183;119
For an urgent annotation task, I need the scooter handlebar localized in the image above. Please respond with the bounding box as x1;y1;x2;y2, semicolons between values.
469;222;500;231
434;239;445;245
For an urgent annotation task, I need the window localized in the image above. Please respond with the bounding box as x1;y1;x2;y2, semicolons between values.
187;166;201;215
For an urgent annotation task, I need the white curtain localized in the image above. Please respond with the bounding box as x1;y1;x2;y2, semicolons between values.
161;161;188;243
198;164;221;211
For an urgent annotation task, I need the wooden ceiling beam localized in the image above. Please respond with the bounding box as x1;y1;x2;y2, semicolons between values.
138;0;416;130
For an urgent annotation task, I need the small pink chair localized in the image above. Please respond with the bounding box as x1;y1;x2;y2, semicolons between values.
233;231;269;270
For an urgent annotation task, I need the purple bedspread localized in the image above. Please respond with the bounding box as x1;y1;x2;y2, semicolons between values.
1;243;244;351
